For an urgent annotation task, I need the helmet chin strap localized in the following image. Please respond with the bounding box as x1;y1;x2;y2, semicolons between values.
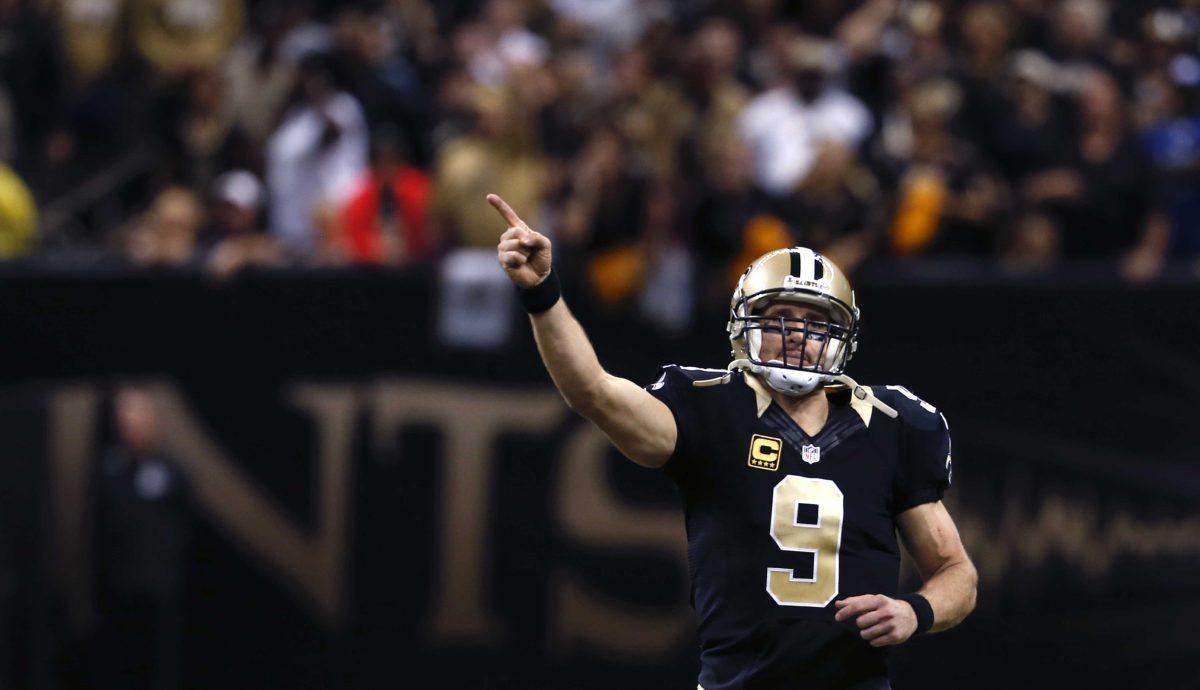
831;372;898;418
692;359;898;419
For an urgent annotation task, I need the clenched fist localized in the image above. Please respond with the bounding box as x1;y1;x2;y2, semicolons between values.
834;594;920;647
489;193;552;289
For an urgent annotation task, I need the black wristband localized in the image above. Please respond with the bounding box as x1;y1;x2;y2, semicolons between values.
517;267;561;314
898;593;934;635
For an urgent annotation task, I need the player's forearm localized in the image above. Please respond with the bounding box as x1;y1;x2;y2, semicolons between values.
492;193;673;467
917;557;978;632
529;298;609;414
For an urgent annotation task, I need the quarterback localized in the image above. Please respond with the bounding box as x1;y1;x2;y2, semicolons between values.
490;193;977;690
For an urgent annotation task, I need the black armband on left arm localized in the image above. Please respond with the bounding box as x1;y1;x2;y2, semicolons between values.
898;592;934;635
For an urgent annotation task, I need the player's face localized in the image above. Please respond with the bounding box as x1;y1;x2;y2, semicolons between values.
756;302;832;368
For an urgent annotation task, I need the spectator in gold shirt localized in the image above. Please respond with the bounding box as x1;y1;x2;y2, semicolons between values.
433;85;547;248
132;0;244;78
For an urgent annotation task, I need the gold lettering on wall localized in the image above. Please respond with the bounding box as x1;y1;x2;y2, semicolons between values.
150;382;358;627
370;380;564;645
48;385;100;632
549;424;691;660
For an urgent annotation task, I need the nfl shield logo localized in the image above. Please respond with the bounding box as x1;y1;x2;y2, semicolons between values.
802;444;821;464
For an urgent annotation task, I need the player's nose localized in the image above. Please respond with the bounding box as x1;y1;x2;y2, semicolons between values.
783;334;815;366
786;334;823;366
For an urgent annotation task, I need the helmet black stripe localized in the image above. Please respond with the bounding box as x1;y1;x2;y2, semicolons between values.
812;255;825;281
790;249;803;278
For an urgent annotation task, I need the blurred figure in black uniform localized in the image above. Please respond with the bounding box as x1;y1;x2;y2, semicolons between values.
93;387;190;690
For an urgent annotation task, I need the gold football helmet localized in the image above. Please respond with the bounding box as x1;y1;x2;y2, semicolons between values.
728;247;859;380
697;247;895;416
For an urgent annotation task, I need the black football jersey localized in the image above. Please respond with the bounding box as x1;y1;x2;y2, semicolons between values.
645;365;952;690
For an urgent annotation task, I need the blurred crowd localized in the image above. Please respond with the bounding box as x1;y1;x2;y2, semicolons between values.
0;0;1199;306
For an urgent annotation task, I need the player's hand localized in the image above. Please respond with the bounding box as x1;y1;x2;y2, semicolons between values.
834;594;919;647
489;193;552;289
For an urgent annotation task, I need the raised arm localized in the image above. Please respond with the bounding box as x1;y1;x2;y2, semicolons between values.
489;194;677;468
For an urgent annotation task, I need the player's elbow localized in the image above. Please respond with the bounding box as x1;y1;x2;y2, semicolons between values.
559;378;606;417
565;373;628;423
963;559;979;616
949;557;979;624
561;390;594;416
615;437;672;469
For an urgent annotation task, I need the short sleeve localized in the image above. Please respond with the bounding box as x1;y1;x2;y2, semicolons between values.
887;387;953;513
644;365;701;481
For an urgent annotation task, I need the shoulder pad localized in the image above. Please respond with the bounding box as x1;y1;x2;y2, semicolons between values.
871;385;945;430
649;364;730;388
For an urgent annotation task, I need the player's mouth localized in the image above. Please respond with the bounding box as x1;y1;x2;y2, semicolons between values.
778;351;815;367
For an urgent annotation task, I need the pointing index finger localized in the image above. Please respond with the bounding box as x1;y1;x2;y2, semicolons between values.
487;193;524;228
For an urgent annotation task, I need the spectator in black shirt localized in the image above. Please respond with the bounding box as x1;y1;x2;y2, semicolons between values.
1034;69;1168;276
93;387;191;690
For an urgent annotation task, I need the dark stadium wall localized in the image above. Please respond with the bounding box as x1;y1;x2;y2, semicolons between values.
0;268;1198;690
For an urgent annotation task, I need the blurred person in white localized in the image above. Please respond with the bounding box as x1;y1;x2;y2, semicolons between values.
266;53;368;257
550;0;665;53
205;169;282;278
488;195;975;690
93;386;191;690
738;36;872;199
122;187;204;267
462;0;548;88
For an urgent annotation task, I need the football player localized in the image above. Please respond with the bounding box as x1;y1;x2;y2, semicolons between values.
490;193;977;690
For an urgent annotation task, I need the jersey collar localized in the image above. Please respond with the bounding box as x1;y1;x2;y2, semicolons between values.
742;372;773;418
743;372;875;427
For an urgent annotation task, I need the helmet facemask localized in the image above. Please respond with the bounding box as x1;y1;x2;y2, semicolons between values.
741;309;855;376
719;248;862;397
